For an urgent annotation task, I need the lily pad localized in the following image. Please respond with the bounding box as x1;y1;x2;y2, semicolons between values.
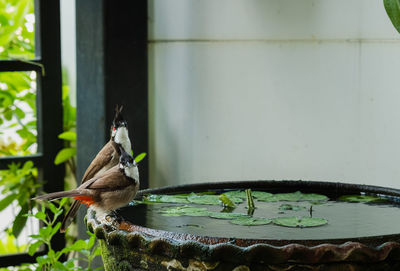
187;193;221;205
273;217;328;228
223;190;247;199
300;193;328;202
257;191;327;202
209;212;248;220
160;206;210;217
144;194;189;204
338;195;386;203
223;190;273;200
279;204;307;211
252;191;274;200
230;217;272;226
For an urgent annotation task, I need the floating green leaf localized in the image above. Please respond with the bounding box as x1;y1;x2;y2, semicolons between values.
279;204;307;212
273;217;328;228
257;191;327;202
252;191;274;200
209;212;248;220
223;190;247;199
300;193;328;202
144;194;189;204
230;217;271;226
338;195;386;203
187;193;221;205
223;190;273;200
160;206;209;217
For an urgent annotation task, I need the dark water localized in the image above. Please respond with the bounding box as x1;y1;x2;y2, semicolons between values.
119;198;400;240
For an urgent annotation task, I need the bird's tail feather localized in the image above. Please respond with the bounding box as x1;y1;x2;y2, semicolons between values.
33;190;81;201
60;200;81;233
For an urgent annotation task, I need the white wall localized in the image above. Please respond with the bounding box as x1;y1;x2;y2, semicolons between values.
148;0;400;189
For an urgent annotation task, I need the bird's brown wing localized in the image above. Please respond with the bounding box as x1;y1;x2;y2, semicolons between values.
81;140;115;183
80;165;131;191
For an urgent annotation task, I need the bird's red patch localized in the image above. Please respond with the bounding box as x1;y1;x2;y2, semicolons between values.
74;196;95;206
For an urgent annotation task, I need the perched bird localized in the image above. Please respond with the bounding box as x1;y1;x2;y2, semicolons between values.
33;148;139;219
60;105;132;232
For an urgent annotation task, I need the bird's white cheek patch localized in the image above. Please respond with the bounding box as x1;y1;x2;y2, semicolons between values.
115;127;131;152
124;167;139;180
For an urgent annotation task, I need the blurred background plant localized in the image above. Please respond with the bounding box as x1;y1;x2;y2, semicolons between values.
0;0;39;259
0;0;100;269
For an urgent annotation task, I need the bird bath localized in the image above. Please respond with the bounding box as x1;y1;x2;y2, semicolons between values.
86;181;400;270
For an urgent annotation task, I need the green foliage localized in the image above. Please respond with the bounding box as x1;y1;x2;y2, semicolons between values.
54;148;76;165
0;0;36;153
133;152;146;163
338;194;386;203
24;200;102;271
0;71;37;154
0;231;27;254
0;161;39;238
54;80;77;178
218;193;237;208
0;0;35;59
384;0;400;34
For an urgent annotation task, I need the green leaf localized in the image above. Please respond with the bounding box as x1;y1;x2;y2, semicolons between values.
69;239;89;251
12;203;28;237
300;193;328;202
223;190;246;198
58;131;76;141
54;147;76;165
223;190;273;201
230;217;272;226
144;194;189;204
28;240;43;256
87;232;96;249
39;226;52;239
4;110;12;121
134;152;147;163
22;160;34;172
257;191;327;202
54;261;69;271
48;202;59;215
34;211;47;221
209;212;247;219
59;197;69;207
384;0;400;34
160;206;210;217
252;191;274;200
51;222;62;237
338;195;386;203
218;194;236;207
0;194;17;212
272;217;328;228
14;107;25;119
187;193;221;205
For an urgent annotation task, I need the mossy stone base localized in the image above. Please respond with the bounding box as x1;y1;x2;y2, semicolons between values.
99;239;400;271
